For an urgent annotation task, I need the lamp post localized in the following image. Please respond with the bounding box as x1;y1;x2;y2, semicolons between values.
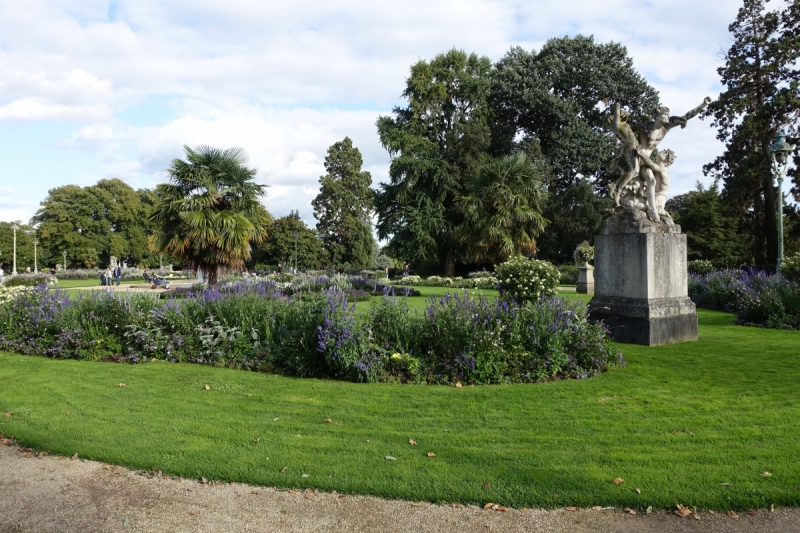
33;240;38;273
293;230;298;274
768;131;796;269
11;223;19;275
62;250;67;271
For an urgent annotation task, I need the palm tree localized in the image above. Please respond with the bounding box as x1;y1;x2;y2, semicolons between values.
455;152;549;264
148;145;271;287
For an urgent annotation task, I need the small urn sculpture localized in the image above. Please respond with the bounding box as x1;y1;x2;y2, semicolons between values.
574;241;595;295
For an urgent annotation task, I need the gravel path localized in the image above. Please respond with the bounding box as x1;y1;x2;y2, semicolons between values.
1;441;798;533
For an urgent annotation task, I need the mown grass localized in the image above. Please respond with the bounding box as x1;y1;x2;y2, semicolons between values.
1;297;798;511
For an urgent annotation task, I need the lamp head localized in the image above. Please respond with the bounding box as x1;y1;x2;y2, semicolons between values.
11;223;19;231
769;131;795;160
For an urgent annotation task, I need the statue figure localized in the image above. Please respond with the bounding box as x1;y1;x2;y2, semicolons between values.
607;97;711;223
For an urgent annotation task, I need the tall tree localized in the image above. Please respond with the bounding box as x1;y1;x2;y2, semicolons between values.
665;180;743;261
312;137;374;269
376;49;493;276
148;145;271;287
250;210;328;271
455;152;549;264
703;0;799;265
490;37;659;260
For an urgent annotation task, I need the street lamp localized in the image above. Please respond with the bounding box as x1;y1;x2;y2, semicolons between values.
768;131;796;269
11;223;19;275
33;240;38;273
62;250;67;271
293;230;298;274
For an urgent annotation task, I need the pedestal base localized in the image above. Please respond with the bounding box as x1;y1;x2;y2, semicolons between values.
576;265;594;294
588;296;697;346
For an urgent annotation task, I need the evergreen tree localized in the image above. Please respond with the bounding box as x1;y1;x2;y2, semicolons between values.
376;49;492;276
312;137;374;269
702;0;799;265
665;181;743;261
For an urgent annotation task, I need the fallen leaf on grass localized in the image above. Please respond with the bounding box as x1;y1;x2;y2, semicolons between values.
252;438;260;442
675;505;692;518
771;504;775;513
71;453;78;461
427;452;436;457
720;482;731;486
3;411;11;417
200;477;207;484
496;507;507;512
385;456;396;461
613;478;624;485
450;503;461;508
592;506;603;511
365;440;370;443
635;488;641;494
301;474;308;478
760;471;772;477
118;383;126;388
646;506;653;514
693;514;701;520
455;381;462;388
566;506;578;512
102;464;112;470
280;467;288;473
483;503;494;510
727;510;739;518
624;508;636;515
204;384;210;390
409;439;417;446
483;483;491;488
58;456;65;461
325;418;332;423
748;510;756;516
289;490;299;495
273;418;280;421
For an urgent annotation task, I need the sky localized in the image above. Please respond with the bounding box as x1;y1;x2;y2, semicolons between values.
0;0;744;228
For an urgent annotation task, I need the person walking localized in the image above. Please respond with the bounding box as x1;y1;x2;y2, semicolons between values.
102;267;112;287
113;264;122;286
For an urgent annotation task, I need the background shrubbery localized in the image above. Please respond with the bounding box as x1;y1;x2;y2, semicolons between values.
495;257;559;304
0;282;621;385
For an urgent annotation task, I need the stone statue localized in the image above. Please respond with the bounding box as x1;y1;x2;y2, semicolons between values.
607;98;711;224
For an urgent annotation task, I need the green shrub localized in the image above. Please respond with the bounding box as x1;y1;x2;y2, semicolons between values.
495;257;559;304
688;259;714;275
557;265;579;284
780;253;800;283
1;273;55;287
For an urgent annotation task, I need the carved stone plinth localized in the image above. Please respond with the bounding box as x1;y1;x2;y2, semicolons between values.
588;208;698;346
576;265;594;294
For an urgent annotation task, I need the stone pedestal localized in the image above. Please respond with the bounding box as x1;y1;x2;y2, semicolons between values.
588;208;697;346
576;265;594;294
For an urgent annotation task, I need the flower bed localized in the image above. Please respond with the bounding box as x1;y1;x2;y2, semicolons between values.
689;269;800;329
392;275;499;289
0;281;621;385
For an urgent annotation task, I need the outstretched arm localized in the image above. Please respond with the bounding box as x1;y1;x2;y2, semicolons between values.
679;97;712;127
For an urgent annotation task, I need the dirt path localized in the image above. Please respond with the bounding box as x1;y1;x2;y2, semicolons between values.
1;442;798;533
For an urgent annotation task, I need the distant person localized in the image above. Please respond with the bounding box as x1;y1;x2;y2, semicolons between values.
50;267;56;276
402;264;409;278
102;267;112;286
0;262;4;283
25;266;31;273
113;264;122;286
384;266;389;279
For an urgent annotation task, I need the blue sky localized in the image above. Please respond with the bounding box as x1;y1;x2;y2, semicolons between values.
0;0;743;227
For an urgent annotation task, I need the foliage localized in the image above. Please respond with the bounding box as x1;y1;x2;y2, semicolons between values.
491;36;659;197
689;268;800;328
687;260;715;276
0;286;27;305
573;241;594;266
0;222;36;273
376;49;493;276
33;179;157;268
148;145;272;287
391;275;499;290
701;0;800;265
780;252;800;282
312;138;375;268
1;273;56;287
557;265;579;285
456;152;549;263
250;211;328;271
665;180;743;261
495;257;559;304
0;281;618;386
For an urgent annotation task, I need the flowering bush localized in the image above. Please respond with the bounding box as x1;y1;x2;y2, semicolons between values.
393;275;499;290
688;259;714;276
495;257;559;304
573;241;594;266
780;253;800;283
689;269;800;328
0;286;28;305
0;280;622;384
1;273;56;287
396;275;421;285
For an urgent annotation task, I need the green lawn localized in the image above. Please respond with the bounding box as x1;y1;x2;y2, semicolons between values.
0;299;798;511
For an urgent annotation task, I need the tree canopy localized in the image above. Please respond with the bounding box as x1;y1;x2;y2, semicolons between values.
312;137;374;269
250;210;328;271
148;145;271;286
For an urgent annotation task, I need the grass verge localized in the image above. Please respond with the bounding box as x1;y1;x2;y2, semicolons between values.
0;304;798;511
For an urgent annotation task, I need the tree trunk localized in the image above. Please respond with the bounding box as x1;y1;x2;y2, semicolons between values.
762;144;778;266
444;234;456;277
